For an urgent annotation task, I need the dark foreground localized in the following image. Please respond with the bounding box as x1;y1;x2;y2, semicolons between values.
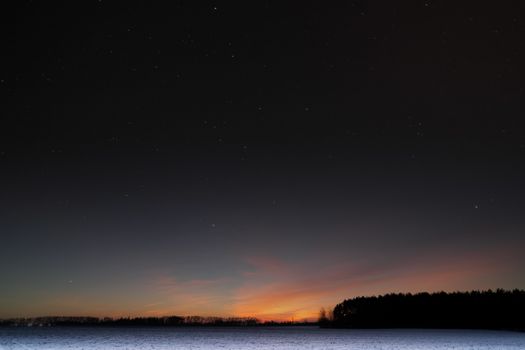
1;326;525;349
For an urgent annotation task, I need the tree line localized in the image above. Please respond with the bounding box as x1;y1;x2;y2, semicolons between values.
321;289;525;330
0;315;313;327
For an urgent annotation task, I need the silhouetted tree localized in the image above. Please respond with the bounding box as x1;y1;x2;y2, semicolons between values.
318;307;333;327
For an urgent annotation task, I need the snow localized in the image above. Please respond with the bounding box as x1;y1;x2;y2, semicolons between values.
1;326;525;349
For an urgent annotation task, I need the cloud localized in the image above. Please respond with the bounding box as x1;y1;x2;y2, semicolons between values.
230;249;508;321
136;274;233;316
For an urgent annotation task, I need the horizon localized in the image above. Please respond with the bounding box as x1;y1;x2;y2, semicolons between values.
4;1;525;324
3;287;523;322
3;288;524;324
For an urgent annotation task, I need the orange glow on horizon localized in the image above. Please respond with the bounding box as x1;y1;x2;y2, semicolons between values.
2;248;517;321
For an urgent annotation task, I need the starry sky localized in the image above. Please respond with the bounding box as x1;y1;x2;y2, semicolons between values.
2;1;525;321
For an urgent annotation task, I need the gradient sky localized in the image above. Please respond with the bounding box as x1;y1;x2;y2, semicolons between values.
3;1;525;321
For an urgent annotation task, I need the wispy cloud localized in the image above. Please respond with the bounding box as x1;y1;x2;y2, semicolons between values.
136;274;233;316
230;249;508;321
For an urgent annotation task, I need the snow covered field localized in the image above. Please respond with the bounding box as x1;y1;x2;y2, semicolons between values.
1;326;525;349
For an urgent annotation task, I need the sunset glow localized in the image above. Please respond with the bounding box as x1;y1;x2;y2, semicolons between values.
2;246;518;321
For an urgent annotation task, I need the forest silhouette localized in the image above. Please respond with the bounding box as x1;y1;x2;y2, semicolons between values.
323;289;525;330
2;289;524;330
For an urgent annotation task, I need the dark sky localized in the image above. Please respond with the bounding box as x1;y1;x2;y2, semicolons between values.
2;1;525;320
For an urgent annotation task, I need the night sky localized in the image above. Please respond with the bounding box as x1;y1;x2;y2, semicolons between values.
3;1;525;321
